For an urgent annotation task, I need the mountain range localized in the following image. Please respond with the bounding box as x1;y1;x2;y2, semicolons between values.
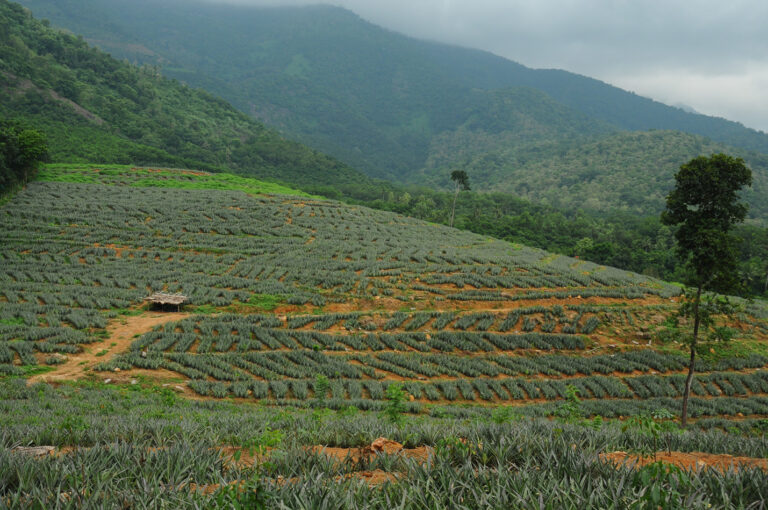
14;0;768;219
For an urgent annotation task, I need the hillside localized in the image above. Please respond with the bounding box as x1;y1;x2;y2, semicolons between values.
3;166;768;411
16;0;768;200
3;166;768;506
415;130;768;218
0;0;370;193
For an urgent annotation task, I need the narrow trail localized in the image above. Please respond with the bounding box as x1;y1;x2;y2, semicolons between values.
30;312;189;383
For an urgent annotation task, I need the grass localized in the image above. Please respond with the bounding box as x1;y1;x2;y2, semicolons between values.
114;308;145;317
0;317;25;326
15;365;55;378
193;304;218;314
37;164;316;197
246;293;284;312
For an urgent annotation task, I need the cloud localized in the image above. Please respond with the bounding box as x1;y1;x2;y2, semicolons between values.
201;0;768;131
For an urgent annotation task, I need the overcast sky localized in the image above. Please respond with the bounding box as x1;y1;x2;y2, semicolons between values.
209;0;768;132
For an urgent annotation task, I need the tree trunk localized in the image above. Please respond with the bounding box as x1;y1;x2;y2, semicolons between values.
449;187;459;228
681;284;703;428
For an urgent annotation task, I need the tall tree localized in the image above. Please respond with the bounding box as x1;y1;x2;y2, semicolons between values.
661;153;752;427
449;170;470;228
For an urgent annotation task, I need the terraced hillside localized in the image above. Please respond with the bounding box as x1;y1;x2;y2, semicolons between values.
2;166;768;423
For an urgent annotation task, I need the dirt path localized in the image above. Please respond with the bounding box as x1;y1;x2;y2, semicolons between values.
30;312;190;383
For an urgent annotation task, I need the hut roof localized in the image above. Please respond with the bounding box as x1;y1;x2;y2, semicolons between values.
144;292;188;305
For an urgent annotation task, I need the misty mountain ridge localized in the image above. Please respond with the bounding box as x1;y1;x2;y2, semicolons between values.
13;0;768;220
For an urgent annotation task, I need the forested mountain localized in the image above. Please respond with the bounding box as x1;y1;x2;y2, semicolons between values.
0;0;370;192
15;0;768;223
415;130;768;218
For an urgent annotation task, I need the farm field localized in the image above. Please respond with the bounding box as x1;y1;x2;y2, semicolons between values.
2;165;768;506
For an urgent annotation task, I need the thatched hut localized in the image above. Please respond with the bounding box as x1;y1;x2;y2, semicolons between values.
144;292;188;311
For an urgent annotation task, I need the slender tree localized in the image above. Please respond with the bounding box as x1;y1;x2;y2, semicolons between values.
661;153;751;427
449;170;470;228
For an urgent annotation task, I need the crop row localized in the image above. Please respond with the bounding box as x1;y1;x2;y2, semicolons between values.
181;370;768;403
128;326;587;354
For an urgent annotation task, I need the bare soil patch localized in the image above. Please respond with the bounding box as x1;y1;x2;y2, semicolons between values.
29;311;190;383
600;451;768;473
311;437;433;465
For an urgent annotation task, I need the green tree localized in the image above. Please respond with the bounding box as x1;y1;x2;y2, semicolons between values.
449;170;470;228
382;382;407;426
661;153;752;427
0;121;48;194
313;374;330;406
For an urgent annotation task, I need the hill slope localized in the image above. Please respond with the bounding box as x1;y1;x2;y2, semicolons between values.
1;166;767;423
15;0;768;223
416;130;768;218
0;0;371;192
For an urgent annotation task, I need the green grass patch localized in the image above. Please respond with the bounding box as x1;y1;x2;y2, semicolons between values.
247;293;284;312
113;308;145;317
193;304;218;314
38;164;315;197
18;365;56;378
0;317;25;326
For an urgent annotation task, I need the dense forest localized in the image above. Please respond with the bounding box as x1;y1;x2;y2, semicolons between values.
0;0;368;190
415;130;768;219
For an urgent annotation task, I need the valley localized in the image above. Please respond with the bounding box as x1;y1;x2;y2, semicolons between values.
2;0;768;506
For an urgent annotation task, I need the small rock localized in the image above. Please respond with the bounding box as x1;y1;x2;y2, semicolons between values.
369;437;403;455
103;378;112;384
130;379;137;385
114;368;121;372
174;385;185;392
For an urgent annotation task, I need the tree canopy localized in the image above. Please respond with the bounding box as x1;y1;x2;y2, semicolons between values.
662;153;752;292
0;120;48;194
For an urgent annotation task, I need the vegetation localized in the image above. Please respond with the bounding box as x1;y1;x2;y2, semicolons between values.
662;154;753;426
0;165;767;507
0;0;369;191
0;120;48;195
415;130;768;220
2;167;766;416
1;1;766;302
15;0;768;209
2;379;768;507
448;170;470;228
1;4;768;505
347;184;768;298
